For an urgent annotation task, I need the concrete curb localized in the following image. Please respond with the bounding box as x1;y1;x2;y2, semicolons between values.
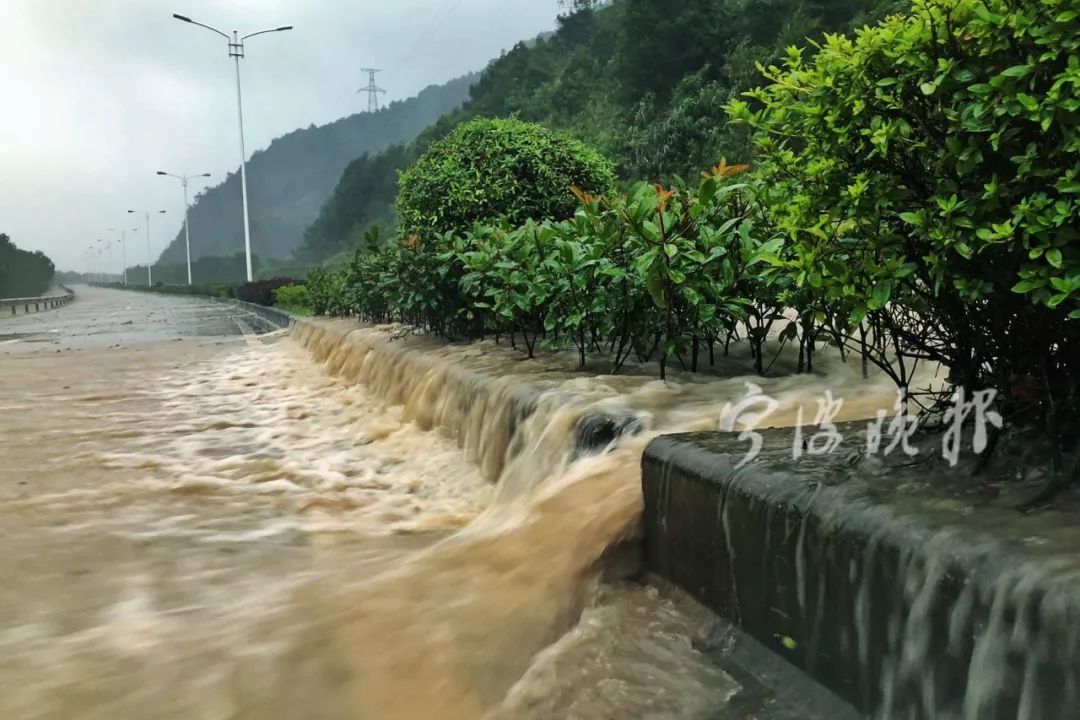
229;298;294;331
642;431;1080;719
290;318;648;485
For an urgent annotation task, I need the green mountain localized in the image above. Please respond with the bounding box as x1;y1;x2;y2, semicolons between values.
302;0;902;262
156;73;479;266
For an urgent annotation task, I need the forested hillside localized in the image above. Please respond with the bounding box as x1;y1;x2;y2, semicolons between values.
155;73;478;266
300;0;903;262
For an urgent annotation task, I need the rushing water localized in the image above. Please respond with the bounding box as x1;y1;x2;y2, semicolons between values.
1;299;913;719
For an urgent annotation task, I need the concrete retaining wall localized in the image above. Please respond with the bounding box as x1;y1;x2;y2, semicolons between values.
229;299;293;331
642;430;1080;720
291;318;649;486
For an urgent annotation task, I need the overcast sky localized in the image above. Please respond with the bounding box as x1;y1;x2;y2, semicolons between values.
0;0;558;272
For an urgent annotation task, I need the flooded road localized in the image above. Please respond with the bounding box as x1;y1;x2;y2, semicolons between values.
0;287;895;718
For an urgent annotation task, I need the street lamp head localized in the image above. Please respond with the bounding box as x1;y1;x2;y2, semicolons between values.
156;171;168;176
127;210;136;214
159;210;167;214
173;14;193;23
276;26;293;32
201;173;212;178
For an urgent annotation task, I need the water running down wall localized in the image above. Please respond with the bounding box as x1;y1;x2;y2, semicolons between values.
288;319;916;716
643;429;1080;720
299;318;1080;719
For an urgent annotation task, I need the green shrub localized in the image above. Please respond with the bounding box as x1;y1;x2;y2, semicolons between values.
272;284;312;315
729;0;1080;408
306;268;349;317
338;164;776;378
395;117;616;239
234;278;299;307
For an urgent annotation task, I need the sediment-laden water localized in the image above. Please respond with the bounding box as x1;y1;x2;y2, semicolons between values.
1;306;910;719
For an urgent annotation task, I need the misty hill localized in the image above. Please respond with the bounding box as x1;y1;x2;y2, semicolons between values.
157;73;478;265
302;0;902;262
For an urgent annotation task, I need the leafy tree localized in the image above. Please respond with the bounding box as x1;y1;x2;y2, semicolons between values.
0;234;55;297
614;0;734;102
729;0;1080;494
396;117;616;238
296;145;413;261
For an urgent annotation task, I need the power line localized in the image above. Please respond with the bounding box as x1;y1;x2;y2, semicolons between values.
358;68;386;113
397;0;467;72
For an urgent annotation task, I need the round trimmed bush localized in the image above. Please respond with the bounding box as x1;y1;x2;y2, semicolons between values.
396;117;616;238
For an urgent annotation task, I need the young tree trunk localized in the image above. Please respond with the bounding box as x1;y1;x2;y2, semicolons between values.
803;314;815;374
860;324;869;379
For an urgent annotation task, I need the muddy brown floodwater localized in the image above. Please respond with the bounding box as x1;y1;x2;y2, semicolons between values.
1;287;914;719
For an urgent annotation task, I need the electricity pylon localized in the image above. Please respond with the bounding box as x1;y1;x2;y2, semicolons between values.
358;68;386;113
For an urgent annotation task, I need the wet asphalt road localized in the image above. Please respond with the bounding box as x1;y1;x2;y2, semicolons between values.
0;286;262;353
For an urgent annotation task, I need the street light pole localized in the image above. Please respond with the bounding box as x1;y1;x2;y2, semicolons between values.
125;227;137;284
101;239;115;283
172;13;293;282
107;229;121;284
157;171;211;285
232;39;253;282
108;227;139;285
107;228;127;285
128;210;166;286
95;239;105;283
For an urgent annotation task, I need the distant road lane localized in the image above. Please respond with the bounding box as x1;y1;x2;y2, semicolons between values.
0;285;272;352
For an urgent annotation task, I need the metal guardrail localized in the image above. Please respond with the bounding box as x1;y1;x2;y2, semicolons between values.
0;287;75;316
